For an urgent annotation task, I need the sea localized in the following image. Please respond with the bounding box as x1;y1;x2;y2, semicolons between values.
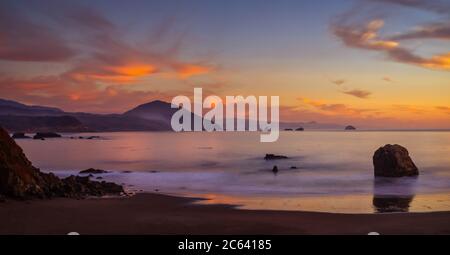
16;131;450;213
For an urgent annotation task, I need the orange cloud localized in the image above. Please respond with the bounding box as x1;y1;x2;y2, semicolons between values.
422;52;450;70
68;63;158;84
435;106;450;115
111;64;157;77
175;64;212;79
382;76;393;82
69;94;81;101
333;19;398;51
332;18;450;71
298;97;373;116
342;89;372;99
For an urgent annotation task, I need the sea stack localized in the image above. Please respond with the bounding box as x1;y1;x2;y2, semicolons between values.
272;165;279;174
373;144;419;177
264;154;288;160
33;132;62;139
345;125;356;130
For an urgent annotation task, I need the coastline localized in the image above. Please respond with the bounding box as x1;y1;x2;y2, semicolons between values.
1;193;449;235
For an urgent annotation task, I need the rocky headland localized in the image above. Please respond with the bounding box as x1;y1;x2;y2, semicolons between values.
0;127;124;200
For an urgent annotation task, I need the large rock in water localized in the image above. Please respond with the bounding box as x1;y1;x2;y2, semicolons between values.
373;144;419;177
0;126;124;199
345;125;356;130
33;132;61;139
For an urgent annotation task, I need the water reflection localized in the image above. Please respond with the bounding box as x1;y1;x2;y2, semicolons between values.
373;177;418;213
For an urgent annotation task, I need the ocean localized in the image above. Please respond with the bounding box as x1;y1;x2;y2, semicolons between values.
16;131;450;213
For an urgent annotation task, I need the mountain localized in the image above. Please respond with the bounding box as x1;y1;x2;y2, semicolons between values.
0;98;63;116
0;98;175;132
0;99;87;132
72;112;169;132
124;100;206;130
123;100;178;128
0;115;88;133
0;98;345;132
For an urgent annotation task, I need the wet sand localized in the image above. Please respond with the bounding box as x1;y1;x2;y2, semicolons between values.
0;193;449;235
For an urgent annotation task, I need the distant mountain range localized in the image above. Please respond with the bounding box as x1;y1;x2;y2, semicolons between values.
0;98;174;132
0;98;344;132
0;98;64;116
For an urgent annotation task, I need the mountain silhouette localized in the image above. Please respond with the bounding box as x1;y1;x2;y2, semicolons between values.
0;98;343;132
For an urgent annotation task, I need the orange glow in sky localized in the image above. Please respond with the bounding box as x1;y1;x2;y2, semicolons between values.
0;0;449;129
177;64;211;79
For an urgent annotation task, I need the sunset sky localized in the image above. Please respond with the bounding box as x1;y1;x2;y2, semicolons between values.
0;0;449;129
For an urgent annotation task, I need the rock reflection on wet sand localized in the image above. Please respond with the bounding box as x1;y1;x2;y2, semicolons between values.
372;177;417;213
373;196;414;213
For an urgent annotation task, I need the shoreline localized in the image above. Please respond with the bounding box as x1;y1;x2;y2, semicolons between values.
186;192;450;214
1;192;450;235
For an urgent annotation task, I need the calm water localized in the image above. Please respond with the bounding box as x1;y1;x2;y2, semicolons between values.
17;131;450;213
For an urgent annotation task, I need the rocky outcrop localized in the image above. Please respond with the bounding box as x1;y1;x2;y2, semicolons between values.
61;175;123;197
264;154;288;160
79;168;109;174
295;127;304;131
0;127;45;198
345;125;356;130
33;132;61;139
0;126;124;200
272;165;278;174
12;133;31;139
373;144;419;177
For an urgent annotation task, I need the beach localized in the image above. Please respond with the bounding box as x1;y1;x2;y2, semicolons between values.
1;193;449;235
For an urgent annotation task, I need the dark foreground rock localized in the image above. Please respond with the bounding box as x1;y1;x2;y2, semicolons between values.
0;126;123;199
12;133;31;139
373;144;419;177
264;154;288;160
62;175;123;197
79;168;109;174
33;132;62;139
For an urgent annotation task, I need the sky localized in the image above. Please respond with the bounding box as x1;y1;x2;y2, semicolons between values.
0;0;449;129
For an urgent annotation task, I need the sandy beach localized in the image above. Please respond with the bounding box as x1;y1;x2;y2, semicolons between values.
1;193;449;235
